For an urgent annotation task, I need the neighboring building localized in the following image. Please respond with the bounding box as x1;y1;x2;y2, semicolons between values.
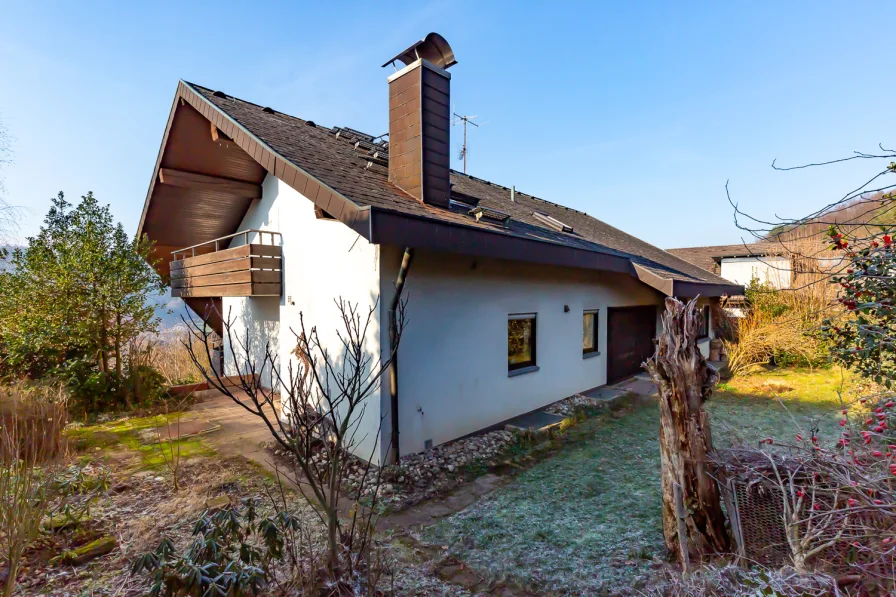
667;242;843;292
136;33;742;464
667;243;796;290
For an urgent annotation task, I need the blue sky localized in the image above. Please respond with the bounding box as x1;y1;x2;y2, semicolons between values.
0;1;891;250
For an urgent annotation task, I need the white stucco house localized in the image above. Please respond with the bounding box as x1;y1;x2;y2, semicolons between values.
666;241;843;293
666;243;794;290
136;34;742;464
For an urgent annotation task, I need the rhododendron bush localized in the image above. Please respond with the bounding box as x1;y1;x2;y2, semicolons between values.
822;215;896;387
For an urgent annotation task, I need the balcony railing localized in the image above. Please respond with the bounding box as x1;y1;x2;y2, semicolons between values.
170;230;282;298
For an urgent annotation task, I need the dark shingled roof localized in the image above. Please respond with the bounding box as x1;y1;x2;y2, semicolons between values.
666;242;791;275
178;82;740;295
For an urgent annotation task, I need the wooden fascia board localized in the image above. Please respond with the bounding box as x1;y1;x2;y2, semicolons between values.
632;263;674;296
633;263;743;298
672;280;744;298
136;82;184;240
177;81;364;231
368;207;633;274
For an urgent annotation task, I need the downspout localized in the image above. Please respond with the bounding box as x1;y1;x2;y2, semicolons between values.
389;247;414;464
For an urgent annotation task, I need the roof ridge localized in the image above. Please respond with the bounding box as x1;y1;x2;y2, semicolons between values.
184;81;325;128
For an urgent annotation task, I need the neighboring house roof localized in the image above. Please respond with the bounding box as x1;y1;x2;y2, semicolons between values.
666;242;791;274
137;81;742;297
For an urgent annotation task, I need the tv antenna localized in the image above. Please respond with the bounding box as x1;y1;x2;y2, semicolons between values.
452;112;482;173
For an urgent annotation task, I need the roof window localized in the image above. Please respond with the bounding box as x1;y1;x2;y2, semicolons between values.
469;206;511;225
533;211;573;233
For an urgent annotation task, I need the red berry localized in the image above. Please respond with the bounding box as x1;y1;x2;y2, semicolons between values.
874;451;884;457
848;498;858;507
840;419;847;427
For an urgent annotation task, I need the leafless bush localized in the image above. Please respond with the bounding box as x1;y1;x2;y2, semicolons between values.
714;392;896;593
648;563;837;597
0;383;68;463
152;398;189;491
183;297;404;594
0;384;67;596
131;325;212;387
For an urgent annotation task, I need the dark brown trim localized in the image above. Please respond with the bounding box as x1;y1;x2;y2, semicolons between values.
369;208;633;274
633;263;742;298
672;280;743;298
138;81;747;296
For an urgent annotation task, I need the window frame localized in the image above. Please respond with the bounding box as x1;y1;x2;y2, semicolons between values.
698;305;711;340
582;308;600;357
507;313;538;374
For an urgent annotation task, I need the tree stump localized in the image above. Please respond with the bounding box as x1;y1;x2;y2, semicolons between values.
644;297;730;567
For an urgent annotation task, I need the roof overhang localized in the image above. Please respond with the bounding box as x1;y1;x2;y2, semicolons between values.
139;81;739;296
633;263;743;298
712;251;786;263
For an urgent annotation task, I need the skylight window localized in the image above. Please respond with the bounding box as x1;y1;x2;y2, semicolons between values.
533;211;573;233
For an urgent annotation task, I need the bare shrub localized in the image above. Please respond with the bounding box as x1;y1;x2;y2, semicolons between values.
132;325;211;387
152;398;189;491
0;383;67;463
650;563;836;597
183;297;403;594
714;391;896;593
0;384;67;596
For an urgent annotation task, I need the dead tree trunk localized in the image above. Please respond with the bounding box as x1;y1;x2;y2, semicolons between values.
644;297;730;567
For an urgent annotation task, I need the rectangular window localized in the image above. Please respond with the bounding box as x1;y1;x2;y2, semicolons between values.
699;305;711;339
508;314;537;371
583;309;599;356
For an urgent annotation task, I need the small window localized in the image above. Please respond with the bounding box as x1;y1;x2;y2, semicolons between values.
698;305;710;339
583;309;599;356
508;314;537;371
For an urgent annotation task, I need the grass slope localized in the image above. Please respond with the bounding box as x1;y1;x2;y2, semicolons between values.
424;367;855;595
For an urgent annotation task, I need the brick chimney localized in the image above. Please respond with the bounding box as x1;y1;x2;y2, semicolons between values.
384;33;456;209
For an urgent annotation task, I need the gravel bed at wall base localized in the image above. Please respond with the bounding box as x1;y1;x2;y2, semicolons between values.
543;394;601;417
271;427;519;509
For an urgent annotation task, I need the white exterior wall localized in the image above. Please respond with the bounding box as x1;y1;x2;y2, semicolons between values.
223;175;384;463
720;256;791;289
378;246;665;456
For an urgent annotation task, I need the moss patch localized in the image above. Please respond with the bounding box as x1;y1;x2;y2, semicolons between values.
65;412;214;470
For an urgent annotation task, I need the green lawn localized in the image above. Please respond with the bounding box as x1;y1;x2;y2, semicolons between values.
423;367;855;595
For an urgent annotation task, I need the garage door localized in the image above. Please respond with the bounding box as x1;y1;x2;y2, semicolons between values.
607;305;657;385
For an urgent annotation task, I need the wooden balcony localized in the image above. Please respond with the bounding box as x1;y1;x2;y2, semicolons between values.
170;230;282;298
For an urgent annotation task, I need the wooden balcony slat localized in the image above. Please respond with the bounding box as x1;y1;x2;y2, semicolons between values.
172;282;281;298
170;256;281;279
171;270;281;288
170;244;281;270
